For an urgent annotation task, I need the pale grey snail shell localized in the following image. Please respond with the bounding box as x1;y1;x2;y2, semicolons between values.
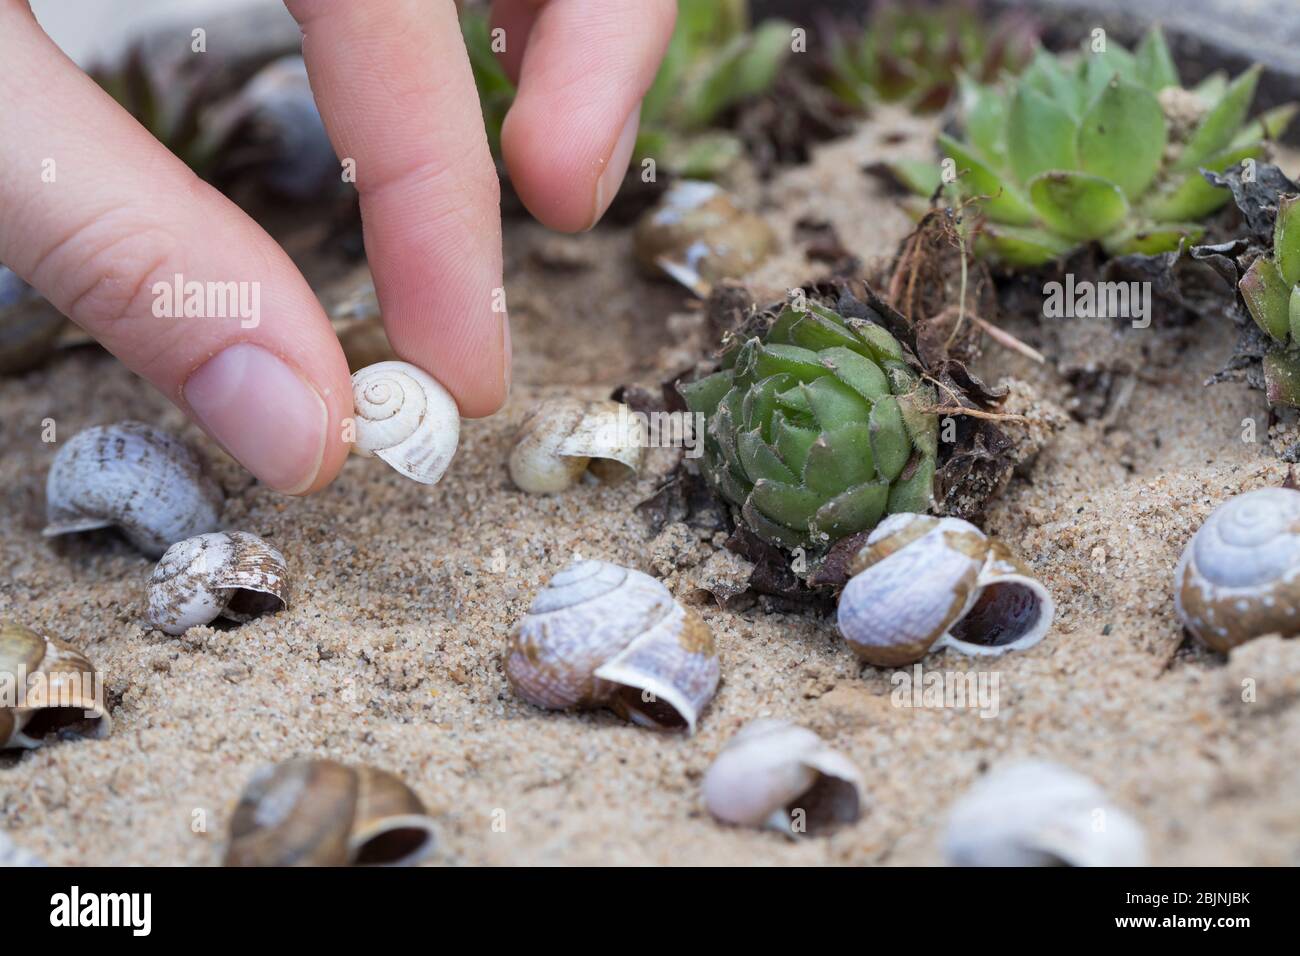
504;560;720;732
1174;487;1300;653
508;398;646;494
350;361;460;485
837;513;1055;667
944;761;1147;867
702;719;863;836
224;758;438;867
145;531;289;635
1;619;112;750
44;421;223;557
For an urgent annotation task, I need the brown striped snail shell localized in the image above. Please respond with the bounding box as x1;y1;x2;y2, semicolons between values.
44;421;223;557
1174;487;1300;653
350;361;460;485
145;531;289;635
837;513;1055;667
224;758;438;867
703;719;863;836
1;619;111;750
508;398;645;494
504;560;720;732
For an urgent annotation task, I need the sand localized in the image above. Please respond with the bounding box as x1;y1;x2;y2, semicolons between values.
3;109;1300;866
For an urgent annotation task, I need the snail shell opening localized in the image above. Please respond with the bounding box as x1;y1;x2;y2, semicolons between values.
146;531;289;635
509;399;646;494
1;621;112;750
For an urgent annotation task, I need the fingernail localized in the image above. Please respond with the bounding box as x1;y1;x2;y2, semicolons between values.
590;103;642;230
184;343;327;494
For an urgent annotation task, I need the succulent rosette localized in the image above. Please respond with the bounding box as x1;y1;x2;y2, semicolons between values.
889;27;1296;267
680;301;938;551
1240;192;1300;405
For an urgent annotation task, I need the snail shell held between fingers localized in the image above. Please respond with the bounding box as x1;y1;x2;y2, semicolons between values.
350;361;460;485
224;758;438;867
944;760;1147;867
1174;487;1300;653
837;513;1055;667
145;531;289;635
703;719;862;836
1;620;111;750
508;398;646;494
504;560;720;732
44;421;223;558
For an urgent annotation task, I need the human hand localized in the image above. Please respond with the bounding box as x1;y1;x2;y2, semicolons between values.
0;0;675;492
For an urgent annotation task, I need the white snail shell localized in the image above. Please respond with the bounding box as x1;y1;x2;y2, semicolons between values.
1;619;111;750
837;513;1055;667
44;421;223;557
145;531;289;635
633;180;776;295
504;560;720;732
224;758;438;867
944;760;1147;867
0;830;45;867
1174;487;1300;653
350;361;460;485
508;398;646;494
702;719;862;836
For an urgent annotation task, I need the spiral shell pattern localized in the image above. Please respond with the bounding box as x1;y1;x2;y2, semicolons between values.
504;560;719;732
1174;487;1300;652
350;361;459;485
146;531;289;635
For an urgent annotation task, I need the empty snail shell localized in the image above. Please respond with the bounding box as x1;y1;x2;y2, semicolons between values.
350;361;460;485
837;513;1055;667
0;830;45;867
1174;487;1300;653
944;760;1147;867
0;265;65;376
703;719;862;836
504;559;720;732
633;180;776;295
1;620;111;750
145;531;289;635
508;398;646;494
44;421;223;557
224;758;438;867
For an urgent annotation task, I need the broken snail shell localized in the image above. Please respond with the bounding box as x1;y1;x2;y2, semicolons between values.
44;421;223;557
633;180;776;295
145;531;289;635
350;361;460;485
1174;487;1300;653
508;398;645;494
703;719;862;836
944;760;1147;867
1;620;111;750
504;559;719;732
837;513;1055;667
224;758;438;867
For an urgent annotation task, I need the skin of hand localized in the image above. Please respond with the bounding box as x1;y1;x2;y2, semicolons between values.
0;0;676;493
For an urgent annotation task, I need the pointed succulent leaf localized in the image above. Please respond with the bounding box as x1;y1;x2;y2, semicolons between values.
749;479;822;531
1140;146;1253;222
848;319;907;364
801;377;872;431
679;370;732;418
772;415;818;475
869;395;910;481
812;481;889;541
1101;221;1204;256
738;428;797;484
1176;65;1260;172
741;497;807;549
1021;46;1082;115
1028;170;1129;241
753;343;828;381
819;346;890;402
885;158;944;197
1076;77;1167;198
978;222;1076;266
1135;26;1179;91
786;310;864;353
937;134;1036;225
958;71;1008;162
1193;71;1228;104
1006;85;1079;184
802;423;875;496
1239;256;1292;342
1291;286;1300;344
887;454;937;515
1080;44;1139;105
1274;194;1300;287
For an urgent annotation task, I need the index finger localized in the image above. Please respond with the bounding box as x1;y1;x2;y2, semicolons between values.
285;0;509;418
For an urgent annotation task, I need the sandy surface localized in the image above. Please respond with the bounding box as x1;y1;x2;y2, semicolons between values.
3;110;1300;866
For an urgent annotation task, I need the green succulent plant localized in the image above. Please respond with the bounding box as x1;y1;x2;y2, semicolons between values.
889;27;1296;267
1240;193;1300;406
679;301;938;551
824;0;1036;113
